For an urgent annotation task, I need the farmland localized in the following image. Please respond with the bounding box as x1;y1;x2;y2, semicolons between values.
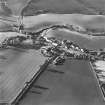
0;0;105;105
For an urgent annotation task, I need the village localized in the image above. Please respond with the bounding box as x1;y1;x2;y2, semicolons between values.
0;24;105;66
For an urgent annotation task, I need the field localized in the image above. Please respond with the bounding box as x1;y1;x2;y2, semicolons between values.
45;29;105;50
18;60;105;105
0;0;105;16
21;0;105;16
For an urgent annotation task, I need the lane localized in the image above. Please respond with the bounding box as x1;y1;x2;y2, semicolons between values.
0;48;46;104
19;59;105;105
